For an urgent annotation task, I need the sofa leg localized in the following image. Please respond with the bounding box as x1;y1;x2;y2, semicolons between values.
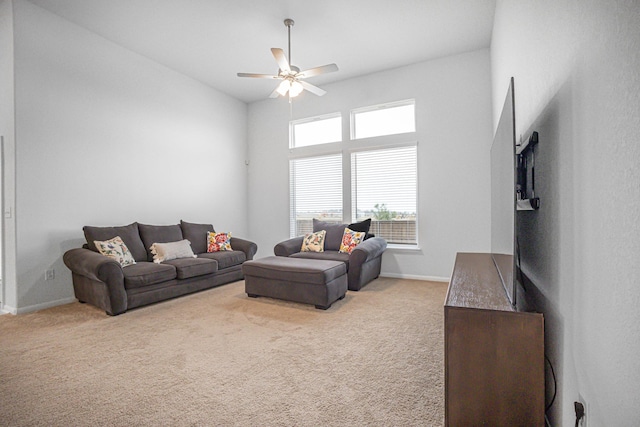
247;293;259;298
338;294;346;300
315;304;331;310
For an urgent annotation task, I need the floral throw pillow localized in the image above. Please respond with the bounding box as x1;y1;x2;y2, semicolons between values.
301;230;326;252
339;228;366;254
207;231;232;252
94;236;136;267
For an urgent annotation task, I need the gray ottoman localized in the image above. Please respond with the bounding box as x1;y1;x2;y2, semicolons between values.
242;256;347;310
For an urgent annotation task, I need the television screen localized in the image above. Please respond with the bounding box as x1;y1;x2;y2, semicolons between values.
490;77;517;306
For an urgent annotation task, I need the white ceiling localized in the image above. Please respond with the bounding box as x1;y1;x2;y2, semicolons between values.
28;0;496;104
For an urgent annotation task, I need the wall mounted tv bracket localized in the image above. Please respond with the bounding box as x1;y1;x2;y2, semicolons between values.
516;131;540;210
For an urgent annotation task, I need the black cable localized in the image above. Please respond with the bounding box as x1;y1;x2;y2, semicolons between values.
545;353;557;412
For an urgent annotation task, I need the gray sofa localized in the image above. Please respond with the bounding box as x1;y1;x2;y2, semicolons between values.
274;219;387;291
63;221;257;315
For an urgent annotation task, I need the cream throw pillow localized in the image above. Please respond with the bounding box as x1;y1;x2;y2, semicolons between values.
94;236;136;267
301;230;326;252
150;239;196;263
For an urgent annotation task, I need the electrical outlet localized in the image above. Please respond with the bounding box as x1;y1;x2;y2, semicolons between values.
578;393;588;427
45;269;55;281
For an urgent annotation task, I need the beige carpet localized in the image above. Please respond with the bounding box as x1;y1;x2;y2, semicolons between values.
0;277;447;426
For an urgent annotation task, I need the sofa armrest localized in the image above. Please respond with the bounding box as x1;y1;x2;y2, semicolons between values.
350;237;387;264
347;237;387;291
63;248;127;315
230;237;258;261
63;248;123;283
274;236;304;257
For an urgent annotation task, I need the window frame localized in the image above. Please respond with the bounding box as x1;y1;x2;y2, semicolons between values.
288;152;344;238
289;112;342;149
288;100;419;248
349;142;419;247
350;99;416;141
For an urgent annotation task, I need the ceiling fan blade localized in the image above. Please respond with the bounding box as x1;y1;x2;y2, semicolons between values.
299;80;327;96
271;48;291;73
297;63;339;79
237;72;280;79
268;87;281;98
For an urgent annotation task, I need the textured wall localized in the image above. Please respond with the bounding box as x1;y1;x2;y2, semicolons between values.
492;1;640;425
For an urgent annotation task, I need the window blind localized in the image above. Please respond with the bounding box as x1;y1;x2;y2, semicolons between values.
289;154;343;236
351;145;417;244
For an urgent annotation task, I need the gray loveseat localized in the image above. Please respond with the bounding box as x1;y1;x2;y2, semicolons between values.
274;219;387;291
63;221;257;315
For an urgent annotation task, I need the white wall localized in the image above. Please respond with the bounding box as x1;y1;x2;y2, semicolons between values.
8;0;248;313
492;1;640;425
248;49;493;280
0;0;17;312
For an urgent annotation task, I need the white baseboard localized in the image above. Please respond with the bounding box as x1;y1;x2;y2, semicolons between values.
380;272;450;283
3;297;77;315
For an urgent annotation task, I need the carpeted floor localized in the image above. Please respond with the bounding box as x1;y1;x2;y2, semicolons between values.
0;277;447;426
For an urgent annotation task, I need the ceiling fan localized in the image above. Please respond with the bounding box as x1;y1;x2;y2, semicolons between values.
237;19;338;99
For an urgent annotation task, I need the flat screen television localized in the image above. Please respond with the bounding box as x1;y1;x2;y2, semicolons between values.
491;77;517;307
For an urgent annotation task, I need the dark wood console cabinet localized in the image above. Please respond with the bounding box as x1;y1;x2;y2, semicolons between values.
444;252;544;426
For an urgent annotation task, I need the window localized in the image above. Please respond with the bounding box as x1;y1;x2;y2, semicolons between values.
351;100;415;139
289;100;418;246
351;145;418;245
289;154;342;236
290;113;341;148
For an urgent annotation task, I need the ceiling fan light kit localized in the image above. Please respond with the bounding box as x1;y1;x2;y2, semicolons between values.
237;18;338;100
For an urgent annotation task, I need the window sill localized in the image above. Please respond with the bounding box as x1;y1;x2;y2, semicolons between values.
386;244;421;252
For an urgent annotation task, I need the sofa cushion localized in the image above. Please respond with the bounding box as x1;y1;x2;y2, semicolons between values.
198;250;246;269
83;222;147;262
312;219;373;250
150;239;196;263
122;262;177;289
138;223;184;262
290;250;350;269
312;219;348;251
163;258;218;279
180;220;214;254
